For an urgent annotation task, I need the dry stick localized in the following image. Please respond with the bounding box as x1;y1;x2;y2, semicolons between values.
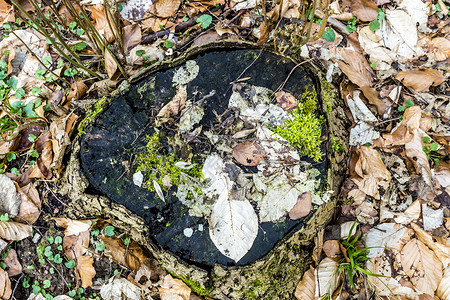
104;0;125;58
10;30;70;85
141;18;198;45
11;0;102;79
46;257;71;288
11;273;23;300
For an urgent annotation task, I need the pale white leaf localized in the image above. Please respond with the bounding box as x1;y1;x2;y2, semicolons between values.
364;223;406;257
396;0;429;33
340;221;358;240
174;162;195;170
209;198;258;262
53;218;91;236
232;0;261;11
422;204;443;231
178;101;204;132
347;91;380;145
172;60;199;86
0;175;21;217
0;221;32;241
159;274;190;300
315;257;341;297
132;171;143;187
100;275;141;300
153;180;165;203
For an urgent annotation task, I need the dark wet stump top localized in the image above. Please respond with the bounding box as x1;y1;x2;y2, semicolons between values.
80;50;327;267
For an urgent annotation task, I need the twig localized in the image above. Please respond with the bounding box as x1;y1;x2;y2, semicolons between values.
11;273;23;300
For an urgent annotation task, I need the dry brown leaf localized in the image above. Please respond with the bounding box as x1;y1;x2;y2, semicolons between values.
157;85;187;119
431;37;450;61
88;79;118;96
135;258;160;289
289;192;312;220
105;49;118;80
0;268;11;299
0;221;32;241
13;182;40;224
30;131;53;180
63;230;89;260
3;249;21;277
294;266;315;300
53;218;92;236
233;141;267;166
122;24;141;52
66;81;88;103
77;255;96;288
350;146;391;199
275;91;298;111
400;238;442;295
50;113;79;171
0;0;13;24
367;255;392;296
322;240;341;258
88;4;114;43
159;274;191;300
410;223;450;263
100;236;146;272
396;69;446;92
350;0;378;21
148;0;182;18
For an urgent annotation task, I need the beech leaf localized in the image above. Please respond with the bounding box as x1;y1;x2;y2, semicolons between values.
315;257;341;297
0;221;32;241
396;69;446;92
294;266;315;300
209;197;258;262
232;141;267;166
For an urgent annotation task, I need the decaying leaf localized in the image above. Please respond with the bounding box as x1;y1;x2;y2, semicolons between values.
289;192;312;220
294;266;315;300
400;238;442;295
0;175;21;217
87;4;114;43
209;197;258;262
100;275;141;300
159;274;190;300
0;268;11;299
100;236;147;272
14;182;40;224
157;85;187;120
322;240;341;258
315;257;341;297
122;24;141;52
411;223;450;263
148;0;182;18
3;249;22;277
275;91;298;111
0;221;32;241
232;141;267;166
63;231;89;260
66;81;88;102
53;218;92;236
350;0;378;21
364;223;406;258
105;49;118;80
437;267;450;300
396;69;446;92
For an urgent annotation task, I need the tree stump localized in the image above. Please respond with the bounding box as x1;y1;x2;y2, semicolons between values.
59;41;350;299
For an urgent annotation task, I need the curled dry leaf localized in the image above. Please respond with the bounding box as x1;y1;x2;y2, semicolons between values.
400;238;442;295
431;37;450;61
294;266;315;300
437;267;450;300
105;49;119;80
0;221;32;241
410;223;450;263
77;255;96;288
100;275;141;300
66;81;88;102
13;182;40;224
322;240;341;258
4;249;22;276
100;236;147;272
395;69;446;92
289;192;312;220
122;24;141;52
157;85;187;120
63;231;89;260
87;4;114;43
0;268;11;299
232;141;267;166
315;257;341;297
53;218;92;236
275;91;298;111
159;274;191;300
50;113;79;171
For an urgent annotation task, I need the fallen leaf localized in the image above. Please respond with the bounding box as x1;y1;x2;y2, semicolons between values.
275;91;298;111
100;236;147;272
159;274;191;300
0;221;32;241
350;0;378;21
0;0;13;24
400;238;442;295
87;4;114;43
294;266;315;300
437;267;450;300
322;240;341;258
232;141;267;166
0;268;11;299
209;197;258;262
364;223;406;257
3;249;22;276
53;218;92;236
87;79;118;96
77;255;96;288
157;85;187;120
63;231;89;260
367;255;393;296
289;192;312;220
431;37;450;61
396;69;446;92
0;175;21;217
122;24;141;52
66;81;88;102
315;257;341;297
148;0;182;18
14;182;40;224
50;113;79;171
105;49;118;80
100;275;141;300
135;258;164;289
411;223;450;263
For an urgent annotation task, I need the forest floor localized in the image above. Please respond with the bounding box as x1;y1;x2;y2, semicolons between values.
0;0;448;299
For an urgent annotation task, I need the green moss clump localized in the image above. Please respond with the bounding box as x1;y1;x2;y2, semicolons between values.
271;90;324;162
78;97;108;136
135;133;203;192
321;79;334;113
177;275;214;296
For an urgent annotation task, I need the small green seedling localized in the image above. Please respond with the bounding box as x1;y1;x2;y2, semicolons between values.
196;14;212;29
347;17;357;33
422;136;441;166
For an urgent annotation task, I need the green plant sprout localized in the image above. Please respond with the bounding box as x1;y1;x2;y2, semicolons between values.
422;136;441;166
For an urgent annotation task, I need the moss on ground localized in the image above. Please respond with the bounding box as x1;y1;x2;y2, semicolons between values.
78;97;108;136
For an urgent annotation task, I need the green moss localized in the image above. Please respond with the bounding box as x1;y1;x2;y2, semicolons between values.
135;133;203;192
321;79;334;113
270;90;324;162
78;97;108;136
177;275;213;296
331;136;344;154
